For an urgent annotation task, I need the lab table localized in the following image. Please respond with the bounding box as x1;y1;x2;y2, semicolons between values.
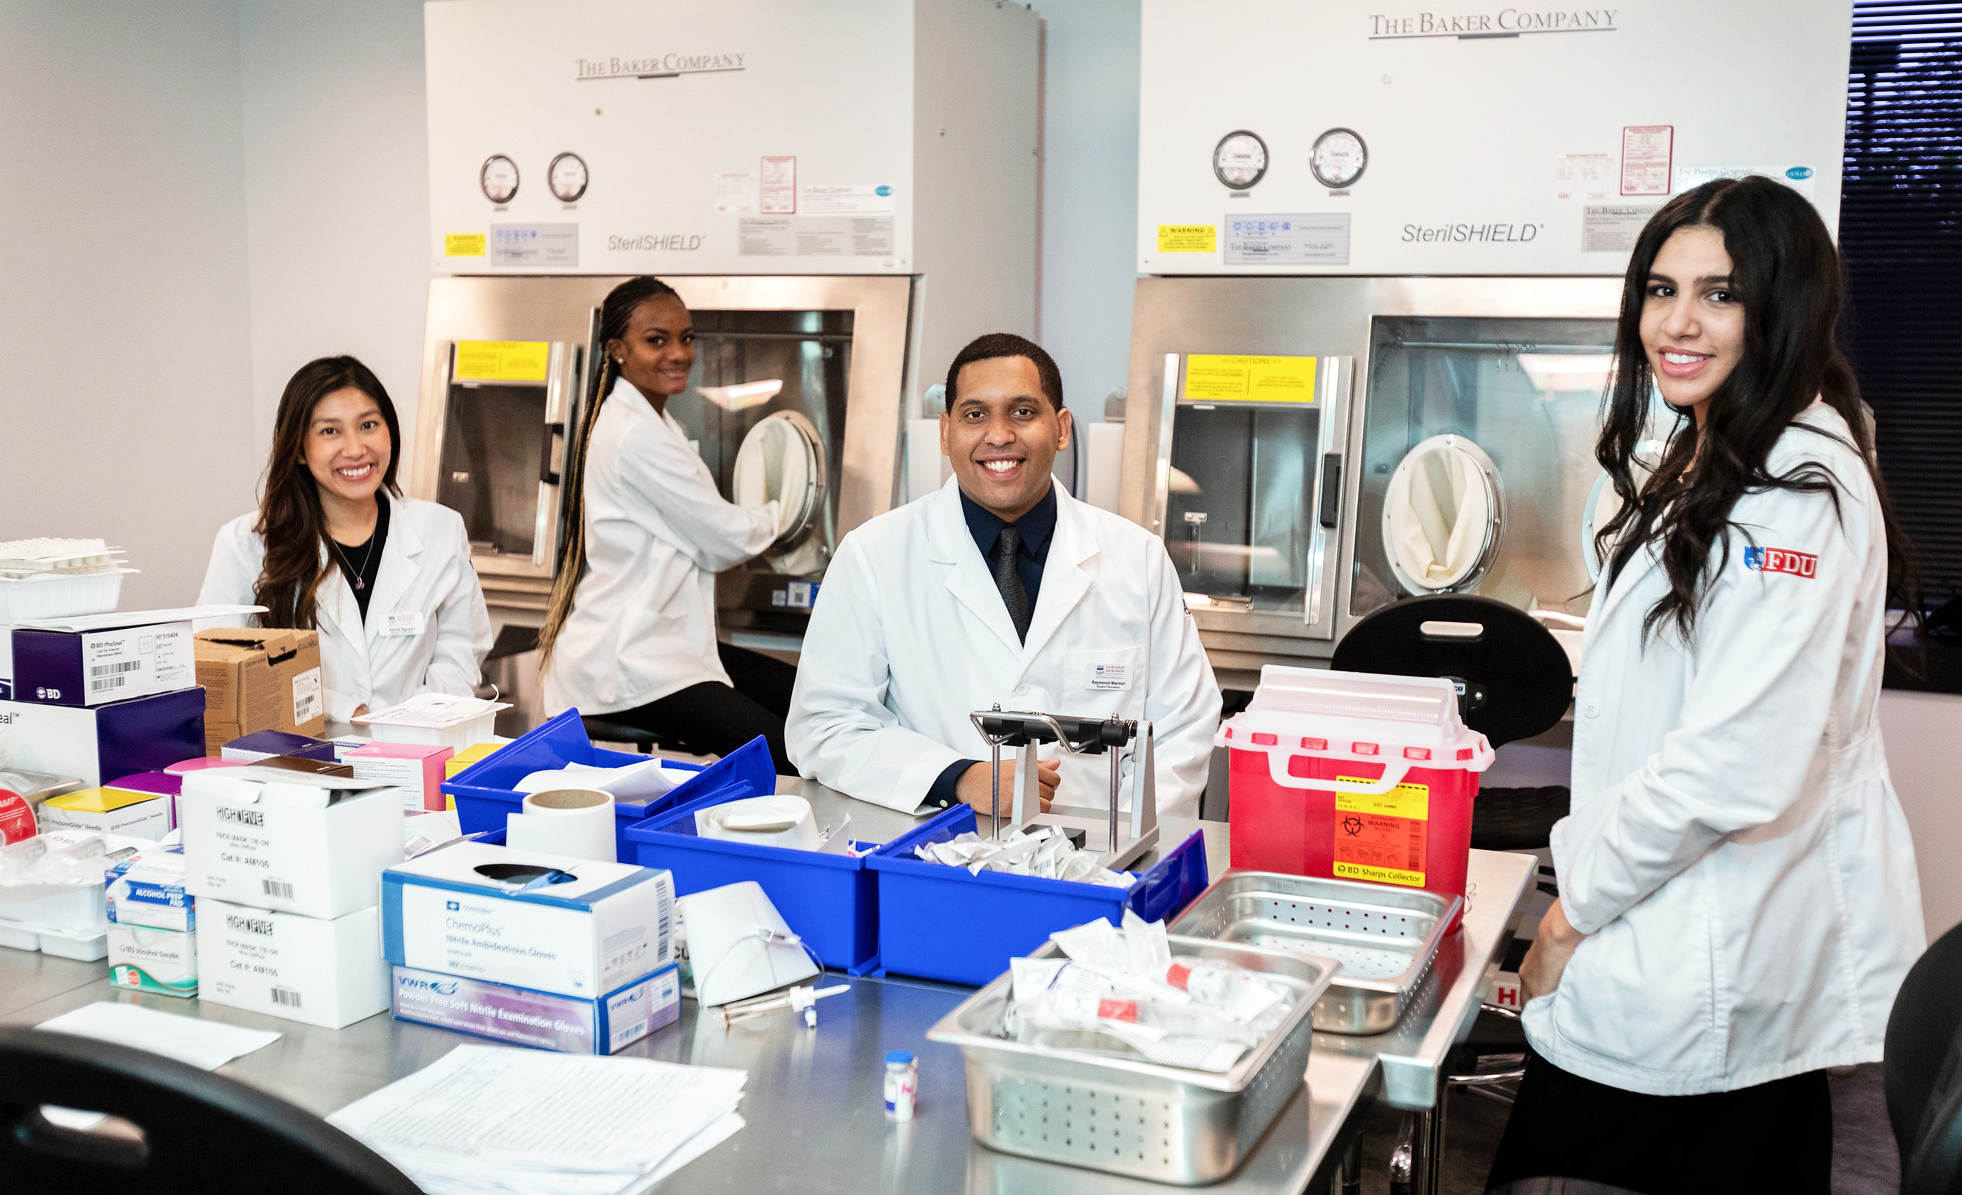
0;782;1535;1194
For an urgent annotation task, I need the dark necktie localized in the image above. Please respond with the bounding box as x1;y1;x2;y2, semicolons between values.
990;526;1032;642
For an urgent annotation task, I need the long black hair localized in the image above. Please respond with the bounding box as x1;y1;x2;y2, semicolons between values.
1594;176;1917;643
254;356;403;629
536;276;683;671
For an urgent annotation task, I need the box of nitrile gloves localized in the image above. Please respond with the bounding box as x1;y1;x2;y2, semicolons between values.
390;962;680;1054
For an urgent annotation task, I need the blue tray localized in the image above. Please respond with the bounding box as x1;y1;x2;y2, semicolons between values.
623;789;878;974
865;805;1210;986
442;710;776;862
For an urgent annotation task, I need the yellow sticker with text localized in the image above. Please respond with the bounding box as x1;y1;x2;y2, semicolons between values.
1332;777;1428;887
1157;224;1217;253
1184;355;1318;403
445;233;487;256
454;341;550;383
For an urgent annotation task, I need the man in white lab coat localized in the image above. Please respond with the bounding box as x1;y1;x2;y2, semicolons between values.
786;333;1221;818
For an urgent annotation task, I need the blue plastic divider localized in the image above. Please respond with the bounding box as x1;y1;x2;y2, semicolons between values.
864;805;1211;987
623;787;879;975
441;711;777;862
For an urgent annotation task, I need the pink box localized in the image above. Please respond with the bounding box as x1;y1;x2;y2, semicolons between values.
344;742;454;812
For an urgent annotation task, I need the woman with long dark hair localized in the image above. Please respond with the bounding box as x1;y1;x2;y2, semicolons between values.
199;356;491;721
537;277;795;769
1489;176;1925;1191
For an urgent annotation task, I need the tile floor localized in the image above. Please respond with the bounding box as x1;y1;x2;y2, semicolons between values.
1347;1064;1899;1194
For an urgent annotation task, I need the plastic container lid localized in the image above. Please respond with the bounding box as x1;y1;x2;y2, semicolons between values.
885;1051;914;1066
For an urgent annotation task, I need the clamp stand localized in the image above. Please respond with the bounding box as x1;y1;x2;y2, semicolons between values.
966;708;1161;869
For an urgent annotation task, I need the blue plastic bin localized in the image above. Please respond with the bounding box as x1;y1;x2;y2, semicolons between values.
623;788;879;974
865;805;1210;986
442;710;777;861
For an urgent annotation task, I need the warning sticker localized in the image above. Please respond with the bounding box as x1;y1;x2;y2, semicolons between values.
1332;777;1428;887
1157;224;1217;253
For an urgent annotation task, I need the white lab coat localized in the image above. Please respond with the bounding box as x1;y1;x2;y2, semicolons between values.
1525;402;1925;1095
543;389;777;716
786;477;1222;818
198;494;493;723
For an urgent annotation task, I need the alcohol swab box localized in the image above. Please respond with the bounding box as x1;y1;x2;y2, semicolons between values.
196;898;387;1028
390;961;681;1055
380;842;674;1000
179;760;405;920
109;924;198;997
106;844;194;932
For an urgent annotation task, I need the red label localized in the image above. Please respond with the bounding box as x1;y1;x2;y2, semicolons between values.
1164;962;1191;991
1095;998;1140;1023
1744;546;1817;578
0;791;36;846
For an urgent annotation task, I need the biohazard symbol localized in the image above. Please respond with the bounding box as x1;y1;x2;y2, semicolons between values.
1340;815;1364;836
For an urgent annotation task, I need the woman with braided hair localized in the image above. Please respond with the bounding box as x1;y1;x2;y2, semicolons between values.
538;277;795;770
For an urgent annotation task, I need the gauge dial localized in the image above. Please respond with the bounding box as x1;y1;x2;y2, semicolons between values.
1310;128;1368;189
480;155;519;204
1213;131;1268;190
548;152;589;203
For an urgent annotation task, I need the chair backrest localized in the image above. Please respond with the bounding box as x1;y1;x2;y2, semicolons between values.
1888;922;1962;1194
0;1026;420;1193
1330;594;1572;748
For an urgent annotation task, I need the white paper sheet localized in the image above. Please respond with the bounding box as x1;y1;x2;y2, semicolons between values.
38;1003;281;1069
515;759;680;802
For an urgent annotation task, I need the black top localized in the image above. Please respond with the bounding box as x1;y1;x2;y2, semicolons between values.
329;497;390;624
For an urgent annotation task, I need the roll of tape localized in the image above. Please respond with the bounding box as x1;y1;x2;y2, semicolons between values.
506;787;616;862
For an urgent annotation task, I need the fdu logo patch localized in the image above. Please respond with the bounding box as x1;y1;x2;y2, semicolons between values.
1743;546;1817;578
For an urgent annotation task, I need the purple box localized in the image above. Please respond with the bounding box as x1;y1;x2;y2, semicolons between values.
0;689;205;787
105;771;184;830
390;963;681;1054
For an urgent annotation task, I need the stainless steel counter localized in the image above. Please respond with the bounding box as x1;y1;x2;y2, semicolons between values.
0;782;1534;1195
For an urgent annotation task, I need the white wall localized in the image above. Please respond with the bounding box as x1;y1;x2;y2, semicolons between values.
1881;689;1962;941
0;0;258;609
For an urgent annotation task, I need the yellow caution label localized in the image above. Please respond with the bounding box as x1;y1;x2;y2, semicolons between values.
1334;778;1429;820
1332;777;1428;888
1334;861;1427;887
454;340;550;382
1184;355;1319;403
445;233;487;256
1156;224;1217;253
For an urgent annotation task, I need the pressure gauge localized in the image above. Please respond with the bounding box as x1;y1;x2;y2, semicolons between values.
480;155;520;204
1310;128;1368;189
1213;130;1268;190
548;152;589;203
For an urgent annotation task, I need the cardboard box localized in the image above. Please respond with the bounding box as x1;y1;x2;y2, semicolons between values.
196;899;387;1028
109;924;197;997
180;762;405;920
390;961;680;1055
346;743;453;811
104;771;182;830
445;742;505;780
196;628;325;750
40;787;171;840
106;844;194;932
0;689;205;787
11;614;196;707
220;729;337;762
381;842;674;999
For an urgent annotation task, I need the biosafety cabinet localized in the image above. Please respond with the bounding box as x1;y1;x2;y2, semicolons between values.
1122;0;1854;684
410;0;1038;634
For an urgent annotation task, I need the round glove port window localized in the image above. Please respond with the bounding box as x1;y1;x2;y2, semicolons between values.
1381;434;1504;595
732;410;826;572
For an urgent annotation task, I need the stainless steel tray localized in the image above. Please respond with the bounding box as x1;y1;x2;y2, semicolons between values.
926;937;1338;1186
1167;873;1460;1035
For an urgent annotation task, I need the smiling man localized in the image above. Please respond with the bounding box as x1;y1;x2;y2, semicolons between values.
785;333;1221;818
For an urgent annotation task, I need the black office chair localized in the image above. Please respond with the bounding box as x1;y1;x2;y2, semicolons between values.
0;1027;420;1193
1888;921;1962;1194
581;714;694;757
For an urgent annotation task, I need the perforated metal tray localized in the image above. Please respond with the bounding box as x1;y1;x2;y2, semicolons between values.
1167;873;1460;1035
926;938;1337;1185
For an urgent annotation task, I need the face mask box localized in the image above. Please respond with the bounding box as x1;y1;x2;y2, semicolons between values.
39;787;171;841
0;689;206;787
106;845;194;932
179;762;406;920
195;629;325;753
9;613;195;708
381;842;674;999
109;924;198;998
195;898;387;1028
390;961;681;1055
346;743;455;812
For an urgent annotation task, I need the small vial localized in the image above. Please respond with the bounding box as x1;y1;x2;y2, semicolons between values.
883;1050;917;1121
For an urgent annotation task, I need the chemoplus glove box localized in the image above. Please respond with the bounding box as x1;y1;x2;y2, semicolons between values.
179;760;405;920
381;842;674;999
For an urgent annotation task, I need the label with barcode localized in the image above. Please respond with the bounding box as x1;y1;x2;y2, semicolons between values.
656;885;673;964
270;987;303;1008
261;878;295;900
1331;777;1429;887
91;659;142;678
90;674;126;693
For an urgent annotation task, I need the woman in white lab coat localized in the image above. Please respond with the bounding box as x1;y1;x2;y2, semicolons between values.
1488;177;1925;1192
199;356;492;723
536;277;794;770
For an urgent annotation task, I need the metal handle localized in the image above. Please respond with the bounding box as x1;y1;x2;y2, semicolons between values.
539;420;566;485
1318;453;1342;528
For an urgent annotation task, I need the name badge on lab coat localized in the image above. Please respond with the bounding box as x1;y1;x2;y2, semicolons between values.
1074;647;1140;692
380;612;426;638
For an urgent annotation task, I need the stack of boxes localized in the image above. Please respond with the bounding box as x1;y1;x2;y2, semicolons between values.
179;758;404;1028
105;844;198;997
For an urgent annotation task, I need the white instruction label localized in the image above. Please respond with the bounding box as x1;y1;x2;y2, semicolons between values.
739;215;893;257
78;623;194;707
291;666;323;723
799;183;895;215
714;171;758;214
